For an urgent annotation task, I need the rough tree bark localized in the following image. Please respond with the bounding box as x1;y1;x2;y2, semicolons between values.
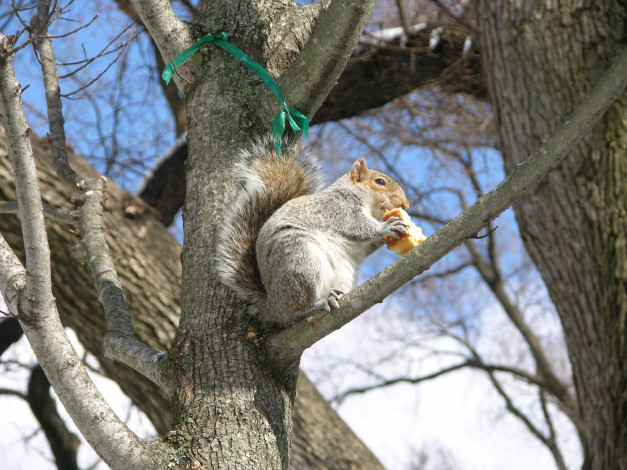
476;1;627;468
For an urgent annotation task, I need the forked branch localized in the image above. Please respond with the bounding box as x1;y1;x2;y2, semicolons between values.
0;32;168;469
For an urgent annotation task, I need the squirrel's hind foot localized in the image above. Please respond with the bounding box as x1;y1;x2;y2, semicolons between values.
310;289;345;312
324;288;344;311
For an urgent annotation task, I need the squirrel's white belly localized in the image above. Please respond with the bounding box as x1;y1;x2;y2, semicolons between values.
305;234;366;299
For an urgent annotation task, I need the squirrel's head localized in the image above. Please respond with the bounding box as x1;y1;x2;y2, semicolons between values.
350;157;409;220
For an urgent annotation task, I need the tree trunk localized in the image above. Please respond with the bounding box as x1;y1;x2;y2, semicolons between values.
476;1;627;468
163;0;383;465
167;3;289;465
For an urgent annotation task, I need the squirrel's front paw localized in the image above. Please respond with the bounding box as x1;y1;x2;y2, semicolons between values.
382;216;410;239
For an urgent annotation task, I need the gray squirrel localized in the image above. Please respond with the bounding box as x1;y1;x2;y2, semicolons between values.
216;139;410;327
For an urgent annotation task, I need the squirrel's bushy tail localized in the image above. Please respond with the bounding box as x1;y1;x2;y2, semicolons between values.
215;137;322;308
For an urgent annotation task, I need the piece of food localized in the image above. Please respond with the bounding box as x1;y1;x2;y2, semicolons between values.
383;208;427;255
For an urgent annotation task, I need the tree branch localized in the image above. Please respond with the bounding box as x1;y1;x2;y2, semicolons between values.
30;0;175;396
459;150;578;419
0;34;52;317
0;32;169;469
267;44;627;369
32;0;81;187
452;338;569;470
78;176;175;397
0;199;73;225
0;387;27;399
133;0;194;95
465;237;577;416
538;390;568;470
28;365;81;470
333;358;553;404
312;22;484;124
279;0;377;117
334;361;470;403
482;361;552;449
0;234;26;316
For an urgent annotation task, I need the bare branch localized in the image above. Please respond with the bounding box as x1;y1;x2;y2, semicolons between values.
57;22;135;80
133;0;194;95
313;23;485;124
451;335;570;469
406;261;471;284
61;42;127;98
0;199;74;225
32;0;81;187
78;176;175;396
333;357;553;404
30;0;175;395
539;391;568;470
0;387;27;399
334;361;469;403
464;236;577;418
267;44;627;369
8;0;82;57
279;0;377;117
0;35;52;307
0;234;27;315
483;364;551;447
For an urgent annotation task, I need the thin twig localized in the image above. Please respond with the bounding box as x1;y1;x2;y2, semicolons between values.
334;361;469;404
32;0;81;186
0;200;74;225
429;0;478;36
61;43;127;97
0;387;27;400
57;23;135;77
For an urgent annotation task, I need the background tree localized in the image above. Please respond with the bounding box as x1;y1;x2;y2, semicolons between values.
475;2;627;468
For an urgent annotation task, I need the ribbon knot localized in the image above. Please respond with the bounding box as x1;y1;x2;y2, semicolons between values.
162;32;309;156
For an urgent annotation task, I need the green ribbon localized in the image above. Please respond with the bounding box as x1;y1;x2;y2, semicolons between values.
162;32;309;156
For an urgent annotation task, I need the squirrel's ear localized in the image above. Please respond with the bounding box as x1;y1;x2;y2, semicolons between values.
350;158;368;183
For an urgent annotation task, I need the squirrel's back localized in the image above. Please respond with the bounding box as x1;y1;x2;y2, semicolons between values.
215;138;322;306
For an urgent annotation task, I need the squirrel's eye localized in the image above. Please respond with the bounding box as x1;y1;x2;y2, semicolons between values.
375;178;386;186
